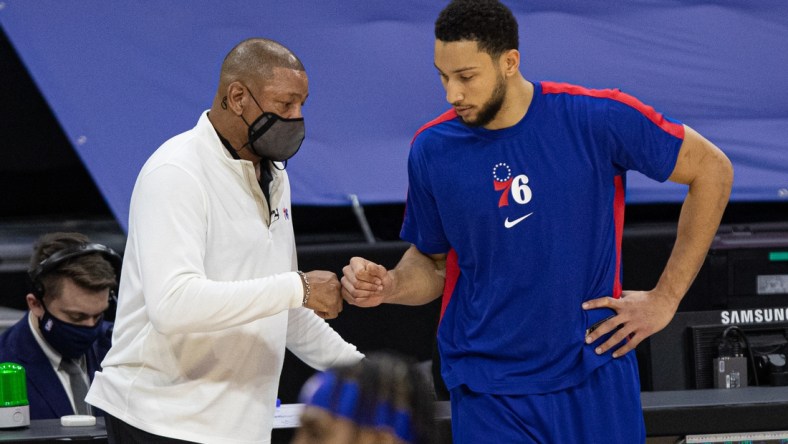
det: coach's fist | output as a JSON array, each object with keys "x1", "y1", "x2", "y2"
[{"x1": 302, "y1": 270, "x2": 343, "y2": 319}]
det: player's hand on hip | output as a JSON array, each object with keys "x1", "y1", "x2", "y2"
[
  {"x1": 303, "y1": 270, "x2": 343, "y2": 319},
  {"x1": 341, "y1": 257, "x2": 390, "y2": 307},
  {"x1": 582, "y1": 289, "x2": 678, "y2": 358}
]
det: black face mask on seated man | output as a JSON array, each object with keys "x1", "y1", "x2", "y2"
[
  {"x1": 39, "y1": 304, "x2": 103, "y2": 360},
  {"x1": 238, "y1": 86, "x2": 305, "y2": 162}
]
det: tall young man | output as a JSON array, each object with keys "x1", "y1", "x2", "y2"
[{"x1": 342, "y1": 1, "x2": 733, "y2": 442}]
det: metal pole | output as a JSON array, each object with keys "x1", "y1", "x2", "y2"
[{"x1": 348, "y1": 194, "x2": 376, "y2": 244}]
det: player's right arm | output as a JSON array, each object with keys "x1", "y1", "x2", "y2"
[{"x1": 341, "y1": 245, "x2": 446, "y2": 307}]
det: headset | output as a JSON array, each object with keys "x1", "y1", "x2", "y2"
[{"x1": 28, "y1": 242, "x2": 123, "y2": 300}]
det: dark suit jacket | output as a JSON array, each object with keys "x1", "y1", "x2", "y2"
[{"x1": 0, "y1": 312, "x2": 112, "y2": 420}]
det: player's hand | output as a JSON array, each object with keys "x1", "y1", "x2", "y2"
[
  {"x1": 303, "y1": 270, "x2": 343, "y2": 319},
  {"x1": 582, "y1": 289, "x2": 679, "y2": 358},
  {"x1": 340, "y1": 257, "x2": 391, "y2": 307}
]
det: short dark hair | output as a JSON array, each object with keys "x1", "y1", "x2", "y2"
[
  {"x1": 28, "y1": 232, "x2": 118, "y2": 300},
  {"x1": 435, "y1": 0, "x2": 519, "y2": 57}
]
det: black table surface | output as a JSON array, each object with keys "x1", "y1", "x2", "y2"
[
  {"x1": 4, "y1": 387, "x2": 788, "y2": 442},
  {"x1": 641, "y1": 386, "x2": 788, "y2": 436},
  {"x1": 0, "y1": 417, "x2": 106, "y2": 442}
]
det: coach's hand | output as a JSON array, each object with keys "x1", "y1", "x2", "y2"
[{"x1": 303, "y1": 270, "x2": 344, "y2": 319}]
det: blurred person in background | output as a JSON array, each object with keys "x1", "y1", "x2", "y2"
[{"x1": 294, "y1": 352, "x2": 436, "y2": 444}]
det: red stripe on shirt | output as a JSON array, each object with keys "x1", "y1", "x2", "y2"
[
  {"x1": 441, "y1": 249, "x2": 459, "y2": 322},
  {"x1": 411, "y1": 109, "x2": 458, "y2": 145},
  {"x1": 541, "y1": 81, "x2": 684, "y2": 139},
  {"x1": 408, "y1": 110, "x2": 460, "y2": 323},
  {"x1": 612, "y1": 175, "x2": 625, "y2": 299}
]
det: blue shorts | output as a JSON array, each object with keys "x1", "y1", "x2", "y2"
[{"x1": 449, "y1": 353, "x2": 645, "y2": 444}]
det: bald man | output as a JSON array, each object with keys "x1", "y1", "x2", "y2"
[{"x1": 86, "y1": 38, "x2": 363, "y2": 444}]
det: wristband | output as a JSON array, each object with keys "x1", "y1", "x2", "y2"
[{"x1": 296, "y1": 270, "x2": 310, "y2": 306}]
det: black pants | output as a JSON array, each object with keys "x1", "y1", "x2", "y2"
[{"x1": 105, "y1": 414, "x2": 197, "y2": 444}]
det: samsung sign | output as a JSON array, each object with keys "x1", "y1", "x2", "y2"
[{"x1": 721, "y1": 307, "x2": 788, "y2": 325}]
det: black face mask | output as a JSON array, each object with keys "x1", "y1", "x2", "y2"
[
  {"x1": 38, "y1": 304, "x2": 103, "y2": 360},
  {"x1": 240, "y1": 86, "x2": 305, "y2": 162}
]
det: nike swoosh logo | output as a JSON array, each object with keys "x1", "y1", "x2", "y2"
[{"x1": 504, "y1": 212, "x2": 534, "y2": 228}]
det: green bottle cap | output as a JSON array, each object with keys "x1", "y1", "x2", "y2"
[{"x1": 0, "y1": 362, "x2": 29, "y2": 407}]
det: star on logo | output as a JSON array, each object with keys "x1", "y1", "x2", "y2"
[{"x1": 492, "y1": 162, "x2": 512, "y2": 183}]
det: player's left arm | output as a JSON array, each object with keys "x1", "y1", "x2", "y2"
[{"x1": 584, "y1": 125, "x2": 733, "y2": 357}]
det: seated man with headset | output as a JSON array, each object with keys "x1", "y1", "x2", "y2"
[{"x1": 0, "y1": 232, "x2": 120, "y2": 420}]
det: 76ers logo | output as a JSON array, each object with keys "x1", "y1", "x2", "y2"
[{"x1": 493, "y1": 162, "x2": 532, "y2": 208}]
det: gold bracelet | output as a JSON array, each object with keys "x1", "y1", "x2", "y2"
[{"x1": 296, "y1": 271, "x2": 310, "y2": 306}]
